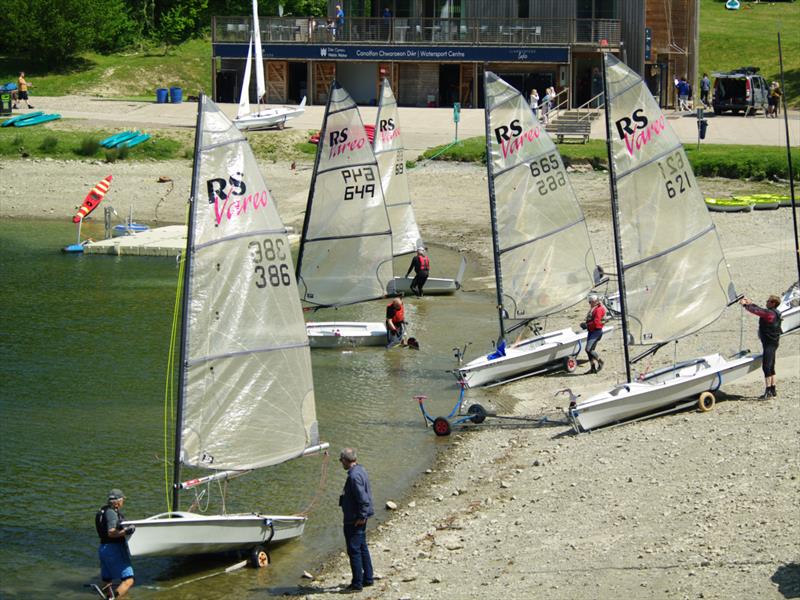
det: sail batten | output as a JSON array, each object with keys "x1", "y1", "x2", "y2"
[
  {"x1": 484, "y1": 72, "x2": 599, "y2": 326},
  {"x1": 374, "y1": 79, "x2": 422, "y2": 257},
  {"x1": 297, "y1": 82, "x2": 394, "y2": 307},
  {"x1": 604, "y1": 53, "x2": 736, "y2": 346},
  {"x1": 180, "y1": 97, "x2": 319, "y2": 473}
]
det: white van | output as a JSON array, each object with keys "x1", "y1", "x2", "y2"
[{"x1": 712, "y1": 67, "x2": 769, "y2": 115}]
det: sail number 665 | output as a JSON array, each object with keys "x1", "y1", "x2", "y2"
[
  {"x1": 529, "y1": 153, "x2": 566, "y2": 195},
  {"x1": 249, "y1": 238, "x2": 291, "y2": 288}
]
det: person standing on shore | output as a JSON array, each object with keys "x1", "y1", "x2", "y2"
[
  {"x1": 700, "y1": 73, "x2": 711, "y2": 107},
  {"x1": 405, "y1": 247, "x2": 430, "y2": 297},
  {"x1": 581, "y1": 294, "x2": 606, "y2": 374},
  {"x1": 14, "y1": 71, "x2": 33, "y2": 109},
  {"x1": 338, "y1": 448, "x2": 374, "y2": 592},
  {"x1": 529, "y1": 88, "x2": 539, "y2": 119},
  {"x1": 93, "y1": 489, "x2": 135, "y2": 598},
  {"x1": 740, "y1": 295, "x2": 782, "y2": 399}
]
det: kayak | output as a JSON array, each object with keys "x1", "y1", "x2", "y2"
[
  {"x1": 1, "y1": 111, "x2": 44, "y2": 127},
  {"x1": 15, "y1": 113, "x2": 61, "y2": 127},
  {"x1": 100, "y1": 131, "x2": 139, "y2": 148},
  {"x1": 704, "y1": 197, "x2": 753, "y2": 213},
  {"x1": 732, "y1": 194, "x2": 781, "y2": 210},
  {"x1": 122, "y1": 133, "x2": 151, "y2": 148}
]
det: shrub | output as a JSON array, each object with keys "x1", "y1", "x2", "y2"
[
  {"x1": 76, "y1": 137, "x2": 100, "y2": 156},
  {"x1": 39, "y1": 136, "x2": 59, "y2": 153}
]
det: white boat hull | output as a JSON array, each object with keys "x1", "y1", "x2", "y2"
[
  {"x1": 306, "y1": 321, "x2": 387, "y2": 348},
  {"x1": 569, "y1": 352, "x2": 762, "y2": 431},
  {"x1": 387, "y1": 276, "x2": 459, "y2": 296},
  {"x1": 124, "y1": 511, "x2": 306, "y2": 558},
  {"x1": 235, "y1": 106, "x2": 304, "y2": 131},
  {"x1": 779, "y1": 285, "x2": 800, "y2": 335},
  {"x1": 457, "y1": 327, "x2": 588, "y2": 388}
]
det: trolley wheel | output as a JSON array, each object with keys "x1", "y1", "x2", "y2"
[
  {"x1": 432, "y1": 417, "x2": 451, "y2": 436},
  {"x1": 467, "y1": 403, "x2": 487, "y2": 424},
  {"x1": 249, "y1": 545, "x2": 271, "y2": 568},
  {"x1": 563, "y1": 356, "x2": 578, "y2": 373},
  {"x1": 698, "y1": 391, "x2": 715, "y2": 413},
  {"x1": 277, "y1": 121, "x2": 286, "y2": 130}
]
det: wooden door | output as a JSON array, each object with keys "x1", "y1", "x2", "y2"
[
  {"x1": 266, "y1": 61, "x2": 287, "y2": 102},
  {"x1": 314, "y1": 62, "x2": 336, "y2": 104}
]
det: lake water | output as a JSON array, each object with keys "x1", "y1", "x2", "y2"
[{"x1": 0, "y1": 219, "x2": 503, "y2": 599}]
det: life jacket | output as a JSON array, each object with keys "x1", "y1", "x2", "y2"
[
  {"x1": 758, "y1": 308, "x2": 782, "y2": 345},
  {"x1": 387, "y1": 302, "x2": 405, "y2": 326},
  {"x1": 418, "y1": 255, "x2": 430, "y2": 272},
  {"x1": 585, "y1": 303, "x2": 605, "y2": 332},
  {"x1": 95, "y1": 505, "x2": 124, "y2": 544}
]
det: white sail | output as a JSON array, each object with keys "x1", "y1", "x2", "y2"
[
  {"x1": 236, "y1": 33, "x2": 253, "y2": 119},
  {"x1": 374, "y1": 79, "x2": 422, "y2": 256},
  {"x1": 484, "y1": 71, "x2": 598, "y2": 325},
  {"x1": 297, "y1": 82, "x2": 394, "y2": 307},
  {"x1": 604, "y1": 53, "x2": 736, "y2": 345},
  {"x1": 252, "y1": 0, "x2": 266, "y2": 103},
  {"x1": 182, "y1": 97, "x2": 319, "y2": 472}
]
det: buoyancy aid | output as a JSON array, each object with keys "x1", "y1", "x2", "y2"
[
  {"x1": 758, "y1": 308, "x2": 782, "y2": 345},
  {"x1": 387, "y1": 303, "x2": 405, "y2": 326},
  {"x1": 418, "y1": 255, "x2": 430, "y2": 272},
  {"x1": 95, "y1": 505, "x2": 125, "y2": 544}
]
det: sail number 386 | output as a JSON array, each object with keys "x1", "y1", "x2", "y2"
[
  {"x1": 249, "y1": 238, "x2": 291, "y2": 288},
  {"x1": 342, "y1": 166, "x2": 376, "y2": 201},
  {"x1": 657, "y1": 151, "x2": 692, "y2": 199},
  {"x1": 529, "y1": 153, "x2": 566, "y2": 195}
]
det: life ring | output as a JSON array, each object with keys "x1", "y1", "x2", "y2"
[{"x1": 698, "y1": 391, "x2": 715, "y2": 412}]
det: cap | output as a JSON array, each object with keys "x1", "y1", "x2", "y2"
[{"x1": 108, "y1": 489, "x2": 125, "y2": 501}]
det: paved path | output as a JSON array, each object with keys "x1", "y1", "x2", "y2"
[{"x1": 19, "y1": 95, "x2": 800, "y2": 153}]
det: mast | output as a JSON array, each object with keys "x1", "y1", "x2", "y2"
[
  {"x1": 778, "y1": 32, "x2": 800, "y2": 283},
  {"x1": 483, "y1": 77, "x2": 506, "y2": 340},
  {"x1": 601, "y1": 53, "x2": 632, "y2": 382},
  {"x1": 172, "y1": 94, "x2": 206, "y2": 511},
  {"x1": 295, "y1": 82, "x2": 336, "y2": 284},
  {"x1": 252, "y1": 0, "x2": 265, "y2": 110}
]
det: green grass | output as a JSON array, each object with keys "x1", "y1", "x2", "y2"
[
  {"x1": 0, "y1": 38, "x2": 212, "y2": 98},
  {"x1": 416, "y1": 136, "x2": 798, "y2": 180},
  {"x1": 699, "y1": 0, "x2": 800, "y2": 105}
]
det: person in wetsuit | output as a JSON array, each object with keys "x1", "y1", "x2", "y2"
[
  {"x1": 741, "y1": 295, "x2": 782, "y2": 399},
  {"x1": 405, "y1": 248, "x2": 430, "y2": 297}
]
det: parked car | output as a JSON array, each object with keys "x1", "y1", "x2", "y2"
[{"x1": 712, "y1": 67, "x2": 769, "y2": 115}]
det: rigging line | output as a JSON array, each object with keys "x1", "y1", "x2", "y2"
[
  {"x1": 295, "y1": 449, "x2": 330, "y2": 517},
  {"x1": 303, "y1": 230, "x2": 391, "y2": 243},
  {"x1": 186, "y1": 340, "x2": 310, "y2": 368},
  {"x1": 498, "y1": 216, "x2": 587, "y2": 256},
  {"x1": 623, "y1": 224, "x2": 715, "y2": 270},
  {"x1": 303, "y1": 293, "x2": 389, "y2": 310},
  {"x1": 313, "y1": 159, "x2": 380, "y2": 178}
]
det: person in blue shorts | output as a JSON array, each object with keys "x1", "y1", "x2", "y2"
[{"x1": 92, "y1": 489, "x2": 135, "y2": 598}]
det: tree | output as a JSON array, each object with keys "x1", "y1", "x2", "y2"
[{"x1": 160, "y1": 0, "x2": 209, "y2": 48}]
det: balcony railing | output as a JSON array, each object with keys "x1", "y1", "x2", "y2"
[{"x1": 214, "y1": 16, "x2": 621, "y2": 46}]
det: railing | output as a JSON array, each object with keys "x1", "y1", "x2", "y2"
[
  {"x1": 214, "y1": 16, "x2": 621, "y2": 46},
  {"x1": 573, "y1": 90, "x2": 605, "y2": 124}
]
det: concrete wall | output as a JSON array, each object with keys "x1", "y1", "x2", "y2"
[
  {"x1": 398, "y1": 63, "x2": 439, "y2": 106},
  {"x1": 337, "y1": 61, "x2": 379, "y2": 104}
]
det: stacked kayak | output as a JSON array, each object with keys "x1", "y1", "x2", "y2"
[
  {"x1": 100, "y1": 130, "x2": 151, "y2": 149},
  {"x1": 1, "y1": 112, "x2": 61, "y2": 127},
  {"x1": 732, "y1": 194, "x2": 782, "y2": 210},
  {"x1": 704, "y1": 197, "x2": 753, "y2": 213}
]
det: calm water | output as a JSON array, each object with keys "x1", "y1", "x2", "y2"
[{"x1": 0, "y1": 219, "x2": 501, "y2": 599}]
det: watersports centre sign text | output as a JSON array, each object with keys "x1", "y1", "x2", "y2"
[{"x1": 215, "y1": 43, "x2": 569, "y2": 63}]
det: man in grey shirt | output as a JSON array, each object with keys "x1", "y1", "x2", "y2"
[{"x1": 338, "y1": 448, "x2": 375, "y2": 592}]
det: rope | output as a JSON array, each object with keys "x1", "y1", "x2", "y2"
[
  {"x1": 163, "y1": 205, "x2": 189, "y2": 513},
  {"x1": 295, "y1": 450, "x2": 331, "y2": 517}
]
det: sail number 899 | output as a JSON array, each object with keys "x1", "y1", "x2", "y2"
[
  {"x1": 249, "y1": 238, "x2": 291, "y2": 288},
  {"x1": 529, "y1": 153, "x2": 566, "y2": 195},
  {"x1": 342, "y1": 166, "x2": 376, "y2": 201}
]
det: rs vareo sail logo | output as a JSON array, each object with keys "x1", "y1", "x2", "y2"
[
  {"x1": 206, "y1": 172, "x2": 269, "y2": 225},
  {"x1": 614, "y1": 108, "x2": 667, "y2": 157},
  {"x1": 493, "y1": 118, "x2": 541, "y2": 159}
]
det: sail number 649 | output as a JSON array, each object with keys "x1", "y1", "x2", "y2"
[
  {"x1": 342, "y1": 166, "x2": 376, "y2": 201},
  {"x1": 249, "y1": 238, "x2": 291, "y2": 288}
]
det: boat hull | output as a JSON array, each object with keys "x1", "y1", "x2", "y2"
[
  {"x1": 124, "y1": 511, "x2": 305, "y2": 557},
  {"x1": 457, "y1": 327, "x2": 588, "y2": 388},
  {"x1": 779, "y1": 285, "x2": 800, "y2": 335},
  {"x1": 570, "y1": 353, "x2": 762, "y2": 431},
  {"x1": 306, "y1": 321, "x2": 387, "y2": 348},
  {"x1": 235, "y1": 107, "x2": 304, "y2": 131},
  {"x1": 386, "y1": 276, "x2": 459, "y2": 296}
]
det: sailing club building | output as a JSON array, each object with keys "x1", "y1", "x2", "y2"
[{"x1": 212, "y1": 0, "x2": 698, "y2": 109}]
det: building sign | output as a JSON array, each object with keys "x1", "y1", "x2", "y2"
[
  {"x1": 645, "y1": 27, "x2": 652, "y2": 61},
  {"x1": 215, "y1": 43, "x2": 569, "y2": 63}
]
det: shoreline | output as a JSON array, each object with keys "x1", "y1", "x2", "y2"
[{"x1": 3, "y1": 155, "x2": 798, "y2": 599}]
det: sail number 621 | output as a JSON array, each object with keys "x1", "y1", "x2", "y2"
[
  {"x1": 657, "y1": 150, "x2": 692, "y2": 199},
  {"x1": 249, "y1": 238, "x2": 291, "y2": 288}
]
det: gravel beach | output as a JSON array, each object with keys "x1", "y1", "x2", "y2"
[{"x1": 2, "y1": 102, "x2": 798, "y2": 598}]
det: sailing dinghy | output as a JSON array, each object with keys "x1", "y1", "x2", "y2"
[
  {"x1": 234, "y1": 0, "x2": 305, "y2": 131},
  {"x1": 125, "y1": 95, "x2": 327, "y2": 561},
  {"x1": 569, "y1": 54, "x2": 761, "y2": 432},
  {"x1": 296, "y1": 81, "x2": 395, "y2": 348},
  {"x1": 373, "y1": 78, "x2": 466, "y2": 296},
  {"x1": 455, "y1": 72, "x2": 605, "y2": 388}
]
